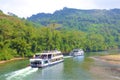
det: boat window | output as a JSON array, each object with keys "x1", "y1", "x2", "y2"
[
  {"x1": 35, "y1": 55, "x2": 40, "y2": 58},
  {"x1": 53, "y1": 54, "x2": 55, "y2": 57},
  {"x1": 44, "y1": 60, "x2": 48, "y2": 64},
  {"x1": 73, "y1": 51, "x2": 78, "y2": 52},
  {"x1": 41, "y1": 55, "x2": 47, "y2": 59},
  {"x1": 48, "y1": 54, "x2": 52, "y2": 59},
  {"x1": 38, "y1": 61, "x2": 41, "y2": 64},
  {"x1": 31, "y1": 61, "x2": 41, "y2": 64}
]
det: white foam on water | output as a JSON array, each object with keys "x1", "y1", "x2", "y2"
[
  {"x1": 21, "y1": 68, "x2": 38, "y2": 77},
  {"x1": 5, "y1": 67, "x2": 31, "y2": 76},
  {"x1": 63, "y1": 56, "x2": 72, "y2": 58},
  {"x1": 5, "y1": 66, "x2": 38, "y2": 80}
]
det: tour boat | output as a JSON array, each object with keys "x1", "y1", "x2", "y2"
[
  {"x1": 30, "y1": 50, "x2": 64, "y2": 68},
  {"x1": 69, "y1": 49, "x2": 84, "y2": 56}
]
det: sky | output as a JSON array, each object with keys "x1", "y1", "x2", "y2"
[{"x1": 0, "y1": 0, "x2": 120, "y2": 18}]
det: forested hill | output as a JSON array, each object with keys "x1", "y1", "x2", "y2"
[
  {"x1": 1, "y1": 8, "x2": 120, "y2": 60},
  {"x1": 28, "y1": 7, "x2": 120, "y2": 31},
  {"x1": 0, "y1": 11, "x2": 39, "y2": 60},
  {"x1": 1, "y1": 10, "x2": 105, "y2": 60},
  {"x1": 27, "y1": 7, "x2": 120, "y2": 51}
]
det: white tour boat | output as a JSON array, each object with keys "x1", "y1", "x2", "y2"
[
  {"x1": 30, "y1": 50, "x2": 64, "y2": 68},
  {"x1": 69, "y1": 49, "x2": 84, "y2": 56}
]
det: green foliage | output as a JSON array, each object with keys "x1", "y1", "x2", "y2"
[
  {"x1": 1, "y1": 8, "x2": 120, "y2": 60},
  {"x1": 0, "y1": 47, "x2": 14, "y2": 60},
  {"x1": 28, "y1": 7, "x2": 120, "y2": 50}
]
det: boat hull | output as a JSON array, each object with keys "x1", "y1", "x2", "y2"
[{"x1": 30, "y1": 59, "x2": 64, "y2": 68}]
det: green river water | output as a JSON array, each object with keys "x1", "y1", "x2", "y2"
[{"x1": 0, "y1": 50, "x2": 120, "y2": 80}]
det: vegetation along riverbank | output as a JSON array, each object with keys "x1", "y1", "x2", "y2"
[{"x1": 0, "y1": 58, "x2": 25, "y2": 64}]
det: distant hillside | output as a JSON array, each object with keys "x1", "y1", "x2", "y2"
[
  {"x1": 28, "y1": 7, "x2": 120, "y2": 31},
  {"x1": 27, "y1": 7, "x2": 120, "y2": 50}
]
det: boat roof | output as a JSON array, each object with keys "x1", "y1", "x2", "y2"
[
  {"x1": 30, "y1": 58, "x2": 42, "y2": 61},
  {"x1": 35, "y1": 50, "x2": 61, "y2": 55}
]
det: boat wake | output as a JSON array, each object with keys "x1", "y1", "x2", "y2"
[
  {"x1": 5, "y1": 66, "x2": 38, "y2": 80},
  {"x1": 63, "y1": 56, "x2": 72, "y2": 59}
]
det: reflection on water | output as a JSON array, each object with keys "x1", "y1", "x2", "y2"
[
  {"x1": 41, "y1": 63, "x2": 64, "y2": 79},
  {"x1": 73, "y1": 56, "x2": 84, "y2": 62},
  {"x1": 85, "y1": 49, "x2": 120, "y2": 57},
  {"x1": 63, "y1": 56, "x2": 93, "y2": 80}
]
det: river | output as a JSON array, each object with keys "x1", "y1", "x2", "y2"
[{"x1": 0, "y1": 50, "x2": 120, "y2": 80}]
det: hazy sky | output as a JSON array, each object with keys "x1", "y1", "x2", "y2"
[{"x1": 0, "y1": 0, "x2": 120, "y2": 18}]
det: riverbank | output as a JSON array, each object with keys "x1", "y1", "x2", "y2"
[
  {"x1": 100, "y1": 55, "x2": 120, "y2": 64},
  {"x1": 90, "y1": 54, "x2": 120, "y2": 80},
  {"x1": 0, "y1": 58, "x2": 25, "y2": 64}
]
